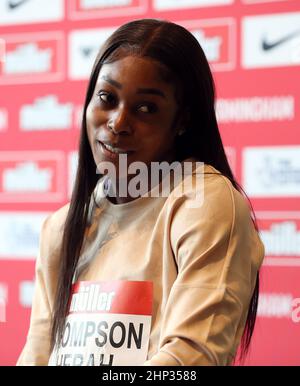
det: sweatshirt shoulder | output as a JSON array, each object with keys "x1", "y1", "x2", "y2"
[
  {"x1": 170, "y1": 163, "x2": 241, "y2": 207},
  {"x1": 169, "y1": 163, "x2": 253, "y2": 230},
  {"x1": 204, "y1": 165, "x2": 250, "y2": 216},
  {"x1": 43, "y1": 202, "x2": 70, "y2": 234},
  {"x1": 44, "y1": 202, "x2": 70, "y2": 230},
  {"x1": 39, "y1": 203, "x2": 70, "y2": 266},
  {"x1": 203, "y1": 165, "x2": 255, "y2": 230},
  {"x1": 169, "y1": 163, "x2": 264, "y2": 269}
]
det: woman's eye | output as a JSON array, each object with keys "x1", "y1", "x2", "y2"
[
  {"x1": 96, "y1": 91, "x2": 114, "y2": 104},
  {"x1": 138, "y1": 103, "x2": 157, "y2": 114}
]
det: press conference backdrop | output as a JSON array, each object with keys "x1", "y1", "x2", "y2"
[{"x1": 0, "y1": 0, "x2": 299, "y2": 366}]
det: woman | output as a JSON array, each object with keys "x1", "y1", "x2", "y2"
[{"x1": 17, "y1": 19, "x2": 264, "y2": 366}]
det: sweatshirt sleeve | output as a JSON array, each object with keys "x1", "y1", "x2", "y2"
[
  {"x1": 143, "y1": 173, "x2": 264, "y2": 366},
  {"x1": 16, "y1": 205, "x2": 66, "y2": 366}
]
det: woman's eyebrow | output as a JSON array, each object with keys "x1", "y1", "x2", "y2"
[
  {"x1": 100, "y1": 75, "x2": 121, "y2": 89},
  {"x1": 136, "y1": 88, "x2": 166, "y2": 99},
  {"x1": 100, "y1": 75, "x2": 166, "y2": 99}
]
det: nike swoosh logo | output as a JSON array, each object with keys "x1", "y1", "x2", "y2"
[
  {"x1": 81, "y1": 47, "x2": 94, "y2": 57},
  {"x1": 262, "y1": 29, "x2": 300, "y2": 51},
  {"x1": 7, "y1": 0, "x2": 29, "y2": 10}
]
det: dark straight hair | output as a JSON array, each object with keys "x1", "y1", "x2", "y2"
[{"x1": 51, "y1": 18, "x2": 260, "y2": 362}]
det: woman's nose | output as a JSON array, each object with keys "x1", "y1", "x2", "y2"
[{"x1": 107, "y1": 107, "x2": 132, "y2": 135}]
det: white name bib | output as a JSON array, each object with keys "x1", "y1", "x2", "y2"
[{"x1": 48, "y1": 280, "x2": 153, "y2": 366}]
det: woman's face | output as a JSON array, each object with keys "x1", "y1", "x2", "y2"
[{"x1": 86, "y1": 55, "x2": 182, "y2": 175}]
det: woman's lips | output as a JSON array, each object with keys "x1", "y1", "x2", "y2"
[{"x1": 97, "y1": 141, "x2": 134, "y2": 160}]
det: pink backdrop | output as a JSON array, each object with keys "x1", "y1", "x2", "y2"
[{"x1": 0, "y1": 0, "x2": 299, "y2": 366}]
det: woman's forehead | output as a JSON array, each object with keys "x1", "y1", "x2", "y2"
[
  {"x1": 102, "y1": 55, "x2": 173, "y2": 77},
  {"x1": 96, "y1": 56, "x2": 177, "y2": 94}
]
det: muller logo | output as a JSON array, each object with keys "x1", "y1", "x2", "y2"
[
  {"x1": 4, "y1": 43, "x2": 52, "y2": 74},
  {"x1": 261, "y1": 221, "x2": 300, "y2": 257},
  {"x1": 257, "y1": 214, "x2": 300, "y2": 267},
  {"x1": 0, "y1": 32, "x2": 64, "y2": 84},
  {"x1": 3, "y1": 162, "x2": 52, "y2": 192},
  {"x1": 182, "y1": 19, "x2": 236, "y2": 71},
  {"x1": 257, "y1": 293, "x2": 295, "y2": 319},
  {"x1": 0, "y1": 151, "x2": 64, "y2": 202},
  {"x1": 20, "y1": 95, "x2": 73, "y2": 131}
]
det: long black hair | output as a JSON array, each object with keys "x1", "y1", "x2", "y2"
[{"x1": 51, "y1": 19, "x2": 260, "y2": 362}]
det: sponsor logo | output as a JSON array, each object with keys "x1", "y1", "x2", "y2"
[
  {"x1": 0, "y1": 32, "x2": 64, "y2": 84},
  {"x1": 261, "y1": 221, "x2": 300, "y2": 257},
  {"x1": 262, "y1": 29, "x2": 300, "y2": 51},
  {"x1": 0, "y1": 0, "x2": 64, "y2": 25},
  {"x1": 69, "y1": 28, "x2": 115, "y2": 80},
  {"x1": 0, "y1": 151, "x2": 65, "y2": 202},
  {"x1": 181, "y1": 19, "x2": 236, "y2": 71},
  {"x1": 0, "y1": 212, "x2": 49, "y2": 259},
  {"x1": 0, "y1": 109, "x2": 8, "y2": 132},
  {"x1": 5, "y1": 43, "x2": 51, "y2": 74},
  {"x1": 7, "y1": 0, "x2": 29, "y2": 10},
  {"x1": 3, "y1": 162, "x2": 52, "y2": 192},
  {"x1": 154, "y1": 0, "x2": 234, "y2": 11},
  {"x1": 20, "y1": 95, "x2": 73, "y2": 131},
  {"x1": 258, "y1": 292, "x2": 294, "y2": 318},
  {"x1": 242, "y1": 12, "x2": 300, "y2": 68},
  {"x1": 19, "y1": 280, "x2": 35, "y2": 307},
  {"x1": 69, "y1": 0, "x2": 147, "y2": 20},
  {"x1": 216, "y1": 96, "x2": 295, "y2": 123},
  {"x1": 69, "y1": 283, "x2": 115, "y2": 313},
  {"x1": 242, "y1": 146, "x2": 300, "y2": 197},
  {"x1": 48, "y1": 281, "x2": 153, "y2": 366},
  {"x1": 257, "y1": 213, "x2": 300, "y2": 267},
  {"x1": 81, "y1": 46, "x2": 94, "y2": 58}
]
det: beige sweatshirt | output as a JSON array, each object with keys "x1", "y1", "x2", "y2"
[{"x1": 17, "y1": 162, "x2": 264, "y2": 366}]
